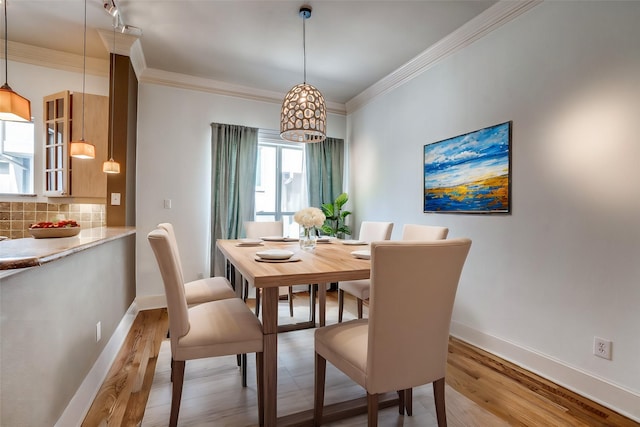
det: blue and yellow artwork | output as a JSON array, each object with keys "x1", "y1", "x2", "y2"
[{"x1": 424, "y1": 121, "x2": 511, "y2": 213}]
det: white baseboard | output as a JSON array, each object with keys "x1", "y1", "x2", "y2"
[
  {"x1": 450, "y1": 321, "x2": 640, "y2": 423},
  {"x1": 55, "y1": 302, "x2": 139, "y2": 427}
]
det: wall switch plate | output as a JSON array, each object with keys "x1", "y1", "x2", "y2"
[
  {"x1": 96, "y1": 321, "x2": 102, "y2": 342},
  {"x1": 164, "y1": 199, "x2": 172, "y2": 209},
  {"x1": 111, "y1": 193, "x2": 121, "y2": 206}
]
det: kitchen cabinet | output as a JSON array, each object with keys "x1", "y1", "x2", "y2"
[{"x1": 43, "y1": 90, "x2": 108, "y2": 198}]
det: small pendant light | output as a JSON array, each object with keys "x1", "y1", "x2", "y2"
[
  {"x1": 70, "y1": 0, "x2": 96, "y2": 159},
  {"x1": 103, "y1": 19, "x2": 120, "y2": 174},
  {"x1": 280, "y1": 6, "x2": 326, "y2": 143},
  {"x1": 0, "y1": 0, "x2": 31, "y2": 122}
]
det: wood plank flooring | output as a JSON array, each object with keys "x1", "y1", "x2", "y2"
[{"x1": 82, "y1": 291, "x2": 639, "y2": 426}]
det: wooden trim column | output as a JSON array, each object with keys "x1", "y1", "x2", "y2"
[{"x1": 106, "y1": 53, "x2": 137, "y2": 226}]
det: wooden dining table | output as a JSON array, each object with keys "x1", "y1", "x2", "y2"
[{"x1": 216, "y1": 239, "x2": 372, "y2": 426}]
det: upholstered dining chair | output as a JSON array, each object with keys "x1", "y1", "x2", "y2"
[
  {"x1": 314, "y1": 239, "x2": 472, "y2": 427},
  {"x1": 401, "y1": 223, "x2": 449, "y2": 241},
  {"x1": 148, "y1": 228, "x2": 264, "y2": 427},
  {"x1": 337, "y1": 221, "x2": 393, "y2": 322},
  {"x1": 243, "y1": 220, "x2": 295, "y2": 317},
  {"x1": 158, "y1": 223, "x2": 236, "y2": 305},
  {"x1": 158, "y1": 223, "x2": 251, "y2": 384}
]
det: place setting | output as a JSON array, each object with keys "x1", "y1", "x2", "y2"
[
  {"x1": 350, "y1": 250, "x2": 371, "y2": 260},
  {"x1": 340, "y1": 239, "x2": 368, "y2": 245},
  {"x1": 260, "y1": 236, "x2": 299, "y2": 242},
  {"x1": 254, "y1": 249, "x2": 301, "y2": 263},
  {"x1": 235, "y1": 238, "x2": 264, "y2": 247}
]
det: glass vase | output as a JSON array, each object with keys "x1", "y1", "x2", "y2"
[{"x1": 299, "y1": 226, "x2": 317, "y2": 251}]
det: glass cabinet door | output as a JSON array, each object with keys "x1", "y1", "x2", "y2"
[{"x1": 43, "y1": 91, "x2": 70, "y2": 196}]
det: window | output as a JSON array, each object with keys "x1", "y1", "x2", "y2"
[
  {"x1": 0, "y1": 120, "x2": 34, "y2": 194},
  {"x1": 254, "y1": 129, "x2": 306, "y2": 237}
]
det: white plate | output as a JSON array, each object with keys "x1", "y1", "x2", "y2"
[
  {"x1": 260, "y1": 236, "x2": 299, "y2": 242},
  {"x1": 351, "y1": 250, "x2": 371, "y2": 260},
  {"x1": 316, "y1": 237, "x2": 332, "y2": 243},
  {"x1": 255, "y1": 249, "x2": 294, "y2": 260},
  {"x1": 341, "y1": 239, "x2": 367, "y2": 245},
  {"x1": 236, "y1": 238, "x2": 263, "y2": 246},
  {"x1": 254, "y1": 255, "x2": 301, "y2": 263}
]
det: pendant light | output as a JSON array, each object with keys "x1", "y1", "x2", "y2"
[
  {"x1": 0, "y1": 0, "x2": 31, "y2": 122},
  {"x1": 280, "y1": 6, "x2": 326, "y2": 143},
  {"x1": 70, "y1": 0, "x2": 96, "y2": 159},
  {"x1": 103, "y1": 19, "x2": 120, "y2": 174}
]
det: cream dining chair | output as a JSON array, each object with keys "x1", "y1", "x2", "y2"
[
  {"x1": 158, "y1": 223, "x2": 236, "y2": 305},
  {"x1": 314, "y1": 239, "x2": 472, "y2": 427},
  {"x1": 148, "y1": 228, "x2": 264, "y2": 427},
  {"x1": 337, "y1": 221, "x2": 393, "y2": 322},
  {"x1": 243, "y1": 220, "x2": 295, "y2": 317}
]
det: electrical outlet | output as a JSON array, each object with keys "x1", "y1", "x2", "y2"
[
  {"x1": 96, "y1": 321, "x2": 102, "y2": 342},
  {"x1": 593, "y1": 336, "x2": 612, "y2": 360}
]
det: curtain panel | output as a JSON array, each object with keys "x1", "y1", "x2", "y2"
[
  {"x1": 210, "y1": 123, "x2": 258, "y2": 276},
  {"x1": 305, "y1": 137, "x2": 345, "y2": 208}
]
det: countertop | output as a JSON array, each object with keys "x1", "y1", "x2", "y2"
[{"x1": 0, "y1": 226, "x2": 136, "y2": 276}]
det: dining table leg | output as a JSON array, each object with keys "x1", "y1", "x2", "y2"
[
  {"x1": 318, "y1": 282, "x2": 327, "y2": 327},
  {"x1": 261, "y1": 286, "x2": 279, "y2": 427}
]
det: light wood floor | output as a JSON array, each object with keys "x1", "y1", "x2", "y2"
[{"x1": 83, "y1": 291, "x2": 639, "y2": 426}]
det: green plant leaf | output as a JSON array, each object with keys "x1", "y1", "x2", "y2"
[{"x1": 335, "y1": 192, "x2": 348, "y2": 209}]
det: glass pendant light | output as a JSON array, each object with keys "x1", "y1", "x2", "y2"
[
  {"x1": 70, "y1": 0, "x2": 96, "y2": 159},
  {"x1": 280, "y1": 6, "x2": 326, "y2": 143},
  {"x1": 103, "y1": 19, "x2": 120, "y2": 174},
  {"x1": 0, "y1": 0, "x2": 31, "y2": 121}
]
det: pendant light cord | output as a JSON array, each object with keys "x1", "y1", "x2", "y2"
[
  {"x1": 302, "y1": 14, "x2": 306, "y2": 84},
  {"x1": 80, "y1": 0, "x2": 87, "y2": 141},
  {"x1": 3, "y1": 0, "x2": 9, "y2": 87},
  {"x1": 109, "y1": 20, "x2": 115, "y2": 161}
]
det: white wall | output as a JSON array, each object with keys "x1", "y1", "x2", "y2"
[
  {"x1": 0, "y1": 60, "x2": 109, "y2": 202},
  {"x1": 135, "y1": 84, "x2": 346, "y2": 305},
  {"x1": 348, "y1": 1, "x2": 640, "y2": 420}
]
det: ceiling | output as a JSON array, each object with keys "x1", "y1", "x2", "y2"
[{"x1": 7, "y1": 0, "x2": 496, "y2": 106}]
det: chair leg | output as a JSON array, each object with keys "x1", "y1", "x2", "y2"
[
  {"x1": 170, "y1": 359, "x2": 185, "y2": 427},
  {"x1": 256, "y1": 352, "x2": 264, "y2": 427},
  {"x1": 397, "y1": 390, "x2": 405, "y2": 415},
  {"x1": 314, "y1": 352, "x2": 327, "y2": 426},
  {"x1": 243, "y1": 278, "x2": 248, "y2": 302},
  {"x1": 357, "y1": 298, "x2": 363, "y2": 319},
  {"x1": 367, "y1": 392, "x2": 379, "y2": 427},
  {"x1": 288, "y1": 286, "x2": 294, "y2": 317},
  {"x1": 242, "y1": 353, "x2": 248, "y2": 387},
  {"x1": 405, "y1": 388, "x2": 413, "y2": 416},
  {"x1": 433, "y1": 377, "x2": 447, "y2": 427},
  {"x1": 338, "y1": 289, "x2": 344, "y2": 323}
]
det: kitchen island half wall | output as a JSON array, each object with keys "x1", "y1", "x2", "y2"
[{"x1": 0, "y1": 227, "x2": 136, "y2": 426}]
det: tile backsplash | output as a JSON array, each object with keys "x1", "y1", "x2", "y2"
[{"x1": 0, "y1": 202, "x2": 106, "y2": 239}]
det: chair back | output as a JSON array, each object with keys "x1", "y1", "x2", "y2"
[
  {"x1": 366, "y1": 239, "x2": 471, "y2": 394},
  {"x1": 358, "y1": 221, "x2": 393, "y2": 242},
  {"x1": 401, "y1": 224, "x2": 449, "y2": 240},
  {"x1": 244, "y1": 220, "x2": 283, "y2": 238},
  {"x1": 158, "y1": 223, "x2": 185, "y2": 283},
  {"x1": 147, "y1": 228, "x2": 191, "y2": 350}
]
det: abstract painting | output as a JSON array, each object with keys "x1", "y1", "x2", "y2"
[{"x1": 424, "y1": 121, "x2": 511, "y2": 213}]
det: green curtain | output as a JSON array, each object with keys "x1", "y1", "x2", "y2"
[
  {"x1": 210, "y1": 123, "x2": 258, "y2": 276},
  {"x1": 306, "y1": 137, "x2": 345, "y2": 208}
]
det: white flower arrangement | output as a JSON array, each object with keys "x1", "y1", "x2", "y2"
[{"x1": 294, "y1": 207, "x2": 326, "y2": 228}]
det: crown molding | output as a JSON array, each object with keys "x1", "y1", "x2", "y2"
[
  {"x1": 96, "y1": 29, "x2": 147, "y2": 80},
  {"x1": 345, "y1": 0, "x2": 543, "y2": 114},
  {"x1": 138, "y1": 67, "x2": 348, "y2": 116},
  {"x1": 3, "y1": 39, "x2": 109, "y2": 76}
]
